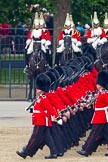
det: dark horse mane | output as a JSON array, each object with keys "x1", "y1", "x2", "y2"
[
  {"x1": 95, "y1": 41, "x2": 108, "y2": 72},
  {"x1": 26, "y1": 41, "x2": 48, "y2": 101}
]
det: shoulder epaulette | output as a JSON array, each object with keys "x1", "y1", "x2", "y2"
[{"x1": 72, "y1": 29, "x2": 80, "y2": 36}]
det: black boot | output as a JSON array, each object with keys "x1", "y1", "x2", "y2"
[
  {"x1": 77, "y1": 150, "x2": 89, "y2": 157},
  {"x1": 23, "y1": 65, "x2": 30, "y2": 73},
  {"x1": 16, "y1": 150, "x2": 27, "y2": 159},
  {"x1": 44, "y1": 154, "x2": 57, "y2": 159},
  {"x1": 24, "y1": 54, "x2": 31, "y2": 73}
]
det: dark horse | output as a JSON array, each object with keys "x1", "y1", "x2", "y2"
[
  {"x1": 26, "y1": 40, "x2": 49, "y2": 101},
  {"x1": 95, "y1": 41, "x2": 108, "y2": 72},
  {"x1": 57, "y1": 34, "x2": 82, "y2": 66}
]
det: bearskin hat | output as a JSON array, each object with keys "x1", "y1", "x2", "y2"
[
  {"x1": 64, "y1": 66, "x2": 74, "y2": 77},
  {"x1": 45, "y1": 71, "x2": 57, "y2": 90},
  {"x1": 48, "y1": 68, "x2": 60, "y2": 80},
  {"x1": 54, "y1": 66, "x2": 66, "y2": 79},
  {"x1": 83, "y1": 56, "x2": 94, "y2": 71},
  {"x1": 81, "y1": 42, "x2": 97, "y2": 61},
  {"x1": 54, "y1": 66, "x2": 67, "y2": 87},
  {"x1": 35, "y1": 73, "x2": 51, "y2": 92},
  {"x1": 75, "y1": 57, "x2": 85, "y2": 68},
  {"x1": 96, "y1": 70, "x2": 108, "y2": 90},
  {"x1": 68, "y1": 63, "x2": 80, "y2": 73},
  {"x1": 48, "y1": 68, "x2": 60, "y2": 89}
]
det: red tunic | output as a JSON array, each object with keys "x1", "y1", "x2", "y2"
[
  {"x1": 86, "y1": 28, "x2": 106, "y2": 40},
  {"x1": 55, "y1": 87, "x2": 72, "y2": 107},
  {"x1": 91, "y1": 90, "x2": 108, "y2": 124},
  {"x1": 42, "y1": 29, "x2": 51, "y2": 41},
  {"x1": 27, "y1": 30, "x2": 32, "y2": 39},
  {"x1": 32, "y1": 94, "x2": 59, "y2": 126},
  {"x1": 58, "y1": 29, "x2": 81, "y2": 42},
  {"x1": 45, "y1": 90, "x2": 66, "y2": 113}
]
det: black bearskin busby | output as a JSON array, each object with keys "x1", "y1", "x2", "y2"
[
  {"x1": 45, "y1": 71, "x2": 57, "y2": 90},
  {"x1": 35, "y1": 73, "x2": 51, "y2": 92},
  {"x1": 96, "y1": 70, "x2": 108, "y2": 90}
]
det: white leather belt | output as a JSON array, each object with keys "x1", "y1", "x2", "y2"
[
  {"x1": 33, "y1": 110, "x2": 47, "y2": 113},
  {"x1": 33, "y1": 110, "x2": 40, "y2": 113},
  {"x1": 95, "y1": 106, "x2": 108, "y2": 122}
]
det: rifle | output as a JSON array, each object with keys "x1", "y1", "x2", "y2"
[{"x1": 25, "y1": 99, "x2": 36, "y2": 112}]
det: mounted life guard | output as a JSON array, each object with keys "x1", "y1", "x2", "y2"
[
  {"x1": 39, "y1": 12, "x2": 52, "y2": 66},
  {"x1": 55, "y1": 13, "x2": 82, "y2": 65},
  {"x1": 86, "y1": 11, "x2": 107, "y2": 49},
  {"x1": 24, "y1": 12, "x2": 51, "y2": 73},
  {"x1": 57, "y1": 13, "x2": 82, "y2": 54},
  {"x1": 103, "y1": 12, "x2": 108, "y2": 39}
]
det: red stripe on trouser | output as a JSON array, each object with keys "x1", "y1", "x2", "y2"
[
  {"x1": 26, "y1": 126, "x2": 40, "y2": 152},
  {"x1": 84, "y1": 125, "x2": 99, "y2": 152}
]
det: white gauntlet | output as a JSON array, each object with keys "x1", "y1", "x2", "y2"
[{"x1": 72, "y1": 38, "x2": 77, "y2": 43}]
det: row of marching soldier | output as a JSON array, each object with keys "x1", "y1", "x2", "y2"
[{"x1": 16, "y1": 39, "x2": 108, "y2": 159}]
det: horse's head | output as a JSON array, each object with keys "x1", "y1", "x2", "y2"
[
  {"x1": 64, "y1": 35, "x2": 71, "y2": 50},
  {"x1": 33, "y1": 41, "x2": 41, "y2": 57}
]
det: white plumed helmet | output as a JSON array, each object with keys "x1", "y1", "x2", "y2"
[
  {"x1": 93, "y1": 11, "x2": 99, "y2": 24},
  {"x1": 70, "y1": 14, "x2": 75, "y2": 27},
  {"x1": 64, "y1": 13, "x2": 71, "y2": 27},
  {"x1": 104, "y1": 12, "x2": 108, "y2": 25},
  {"x1": 39, "y1": 12, "x2": 46, "y2": 26},
  {"x1": 33, "y1": 12, "x2": 39, "y2": 26}
]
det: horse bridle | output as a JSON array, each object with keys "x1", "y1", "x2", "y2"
[{"x1": 33, "y1": 41, "x2": 43, "y2": 69}]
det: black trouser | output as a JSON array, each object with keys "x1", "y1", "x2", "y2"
[
  {"x1": 82, "y1": 123, "x2": 108, "y2": 154},
  {"x1": 24, "y1": 125, "x2": 57, "y2": 157},
  {"x1": 50, "y1": 122, "x2": 64, "y2": 154}
]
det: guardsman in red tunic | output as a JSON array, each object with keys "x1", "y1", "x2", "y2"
[
  {"x1": 86, "y1": 11, "x2": 107, "y2": 49},
  {"x1": 16, "y1": 73, "x2": 62, "y2": 159},
  {"x1": 77, "y1": 70, "x2": 108, "y2": 157}
]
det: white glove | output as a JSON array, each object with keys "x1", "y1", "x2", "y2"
[
  {"x1": 72, "y1": 42, "x2": 81, "y2": 52},
  {"x1": 41, "y1": 44, "x2": 46, "y2": 53},
  {"x1": 57, "y1": 44, "x2": 65, "y2": 53},
  {"x1": 87, "y1": 37, "x2": 97, "y2": 44},
  {"x1": 25, "y1": 39, "x2": 31, "y2": 49},
  {"x1": 41, "y1": 39, "x2": 46, "y2": 53},
  {"x1": 92, "y1": 38, "x2": 100, "y2": 49},
  {"x1": 27, "y1": 41, "x2": 33, "y2": 54},
  {"x1": 56, "y1": 118, "x2": 63, "y2": 125},
  {"x1": 25, "y1": 108, "x2": 33, "y2": 113},
  {"x1": 58, "y1": 39, "x2": 64, "y2": 45},
  {"x1": 45, "y1": 40, "x2": 51, "y2": 49},
  {"x1": 76, "y1": 41, "x2": 81, "y2": 47},
  {"x1": 45, "y1": 40, "x2": 51, "y2": 46},
  {"x1": 99, "y1": 38, "x2": 107, "y2": 44},
  {"x1": 41, "y1": 39, "x2": 46, "y2": 45},
  {"x1": 71, "y1": 38, "x2": 77, "y2": 43}
]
